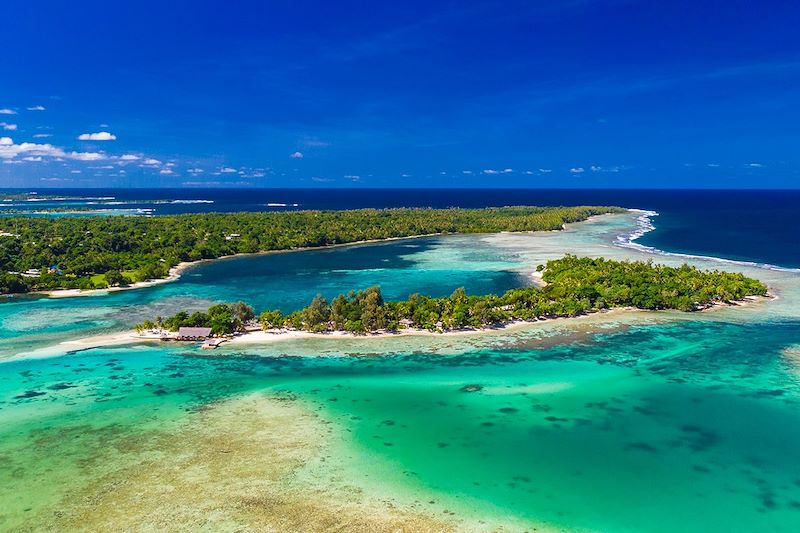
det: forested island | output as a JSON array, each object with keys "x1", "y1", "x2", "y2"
[
  {"x1": 135, "y1": 256, "x2": 768, "y2": 336},
  {"x1": 0, "y1": 206, "x2": 623, "y2": 294}
]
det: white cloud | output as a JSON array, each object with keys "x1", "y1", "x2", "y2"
[
  {"x1": 188, "y1": 168, "x2": 204, "y2": 174},
  {"x1": 0, "y1": 109, "x2": 16, "y2": 115},
  {"x1": 588, "y1": 164, "x2": 625, "y2": 173},
  {"x1": 182, "y1": 180, "x2": 252, "y2": 187},
  {"x1": 27, "y1": 105, "x2": 46, "y2": 111},
  {"x1": 502, "y1": 168, "x2": 513, "y2": 173},
  {"x1": 524, "y1": 170, "x2": 535, "y2": 175},
  {"x1": 0, "y1": 123, "x2": 17, "y2": 131},
  {"x1": 344, "y1": 175, "x2": 361, "y2": 181},
  {"x1": 220, "y1": 166, "x2": 237, "y2": 173},
  {"x1": 707, "y1": 163, "x2": 720, "y2": 168},
  {"x1": 570, "y1": 167, "x2": 585, "y2": 174},
  {"x1": 32, "y1": 133, "x2": 52, "y2": 138},
  {"x1": 538, "y1": 168, "x2": 552, "y2": 173},
  {"x1": 748, "y1": 162, "x2": 763, "y2": 168},
  {"x1": 68, "y1": 151, "x2": 105, "y2": 161},
  {"x1": 302, "y1": 137, "x2": 330, "y2": 148},
  {"x1": 119, "y1": 154, "x2": 140, "y2": 161},
  {"x1": 290, "y1": 151, "x2": 304, "y2": 159},
  {"x1": 23, "y1": 156, "x2": 43, "y2": 162},
  {"x1": 143, "y1": 158, "x2": 162, "y2": 165},
  {"x1": 482, "y1": 169, "x2": 499, "y2": 174},
  {"x1": 0, "y1": 137, "x2": 110, "y2": 161},
  {"x1": 78, "y1": 131, "x2": 117, "y2": 141},
  {"x1": 159, "y1": 169, "x2": 175, "y2": 175},
  {"x1": 0, "y1": 139, "x2": 62, "y2": 159},
  {"x1": 462, "y1": 170, "x2": 473, "y2": 175},
  {"x1": 311, "y1": 176, "x2": 333, "y2": 182}
]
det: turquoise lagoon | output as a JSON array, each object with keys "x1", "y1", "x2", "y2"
[
  {"x1": 2, "y1": 212, "x2": 800, "y2": 531},
  {"x1": 0, "y1": 235, "x2": 526, "y2": 360}
]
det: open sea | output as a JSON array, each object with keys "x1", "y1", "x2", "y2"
[{"x1": 1, "y1": 188, "x2": 800, "y2": 531}]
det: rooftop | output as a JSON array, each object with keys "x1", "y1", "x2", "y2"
[{"x1": 177, "y1": 326, "x2": 213, "y2": 338}]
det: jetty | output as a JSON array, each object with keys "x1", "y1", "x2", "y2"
[{"x1": 201, "y1": 338, "x2": 227, "y2": 349}]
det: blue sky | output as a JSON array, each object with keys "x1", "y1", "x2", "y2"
[{"x1": 2, "y1": 0, "x2": 799, "y2": 188}]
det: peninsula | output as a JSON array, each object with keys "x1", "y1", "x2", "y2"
[
  {"x1": 135, "y1": 255, "x2": 768, "y2": 338},
  {"x1": 0, "y1": 206, "x2": 624, "y2": 294}
]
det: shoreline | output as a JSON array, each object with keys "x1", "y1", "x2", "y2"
[
  {"x1": 41, "y1": 262, "x2": 194, "y2": 298},
  {"x1": 226, "y1": 308, "x2": 638, "y2": 346},
  {"x1": 35, "y1": 232, "x2": 449, "y2": 299},
  {"x1": 29, "y1": 306, "x2": 642, "y2": 358},
  {"x1": 210, "y1": 295, "x2": 771, "y2": 347},
  {"x1": 30, "y1": 212, "x2": 621, "y2": 299},
  {"x1": 32, "y1": 296, "x2": 769, "y2": 358}
]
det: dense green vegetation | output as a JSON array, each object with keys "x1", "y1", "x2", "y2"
[
  {"x1": 0, "y1": 206, "x2": 623, "y2": 293},
  {"x1": 138, "y1": 256, "x2": 767, "y2": 336},
  {"x1": 135, "y1": 301, "x2": 255, "y2": 335}
]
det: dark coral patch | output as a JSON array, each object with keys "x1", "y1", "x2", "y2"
[
  {"x1": 626, "y1": 442, "x2": 658, "y2": 453},
  {"x1": 14, "y1": 390, "x2": 46, "y2": 399},
  {"x1": 47, "y1": 382, "x2": 76, "y2": 391}
]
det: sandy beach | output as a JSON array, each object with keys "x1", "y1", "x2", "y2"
[
  {"x1": 39, "y1": 261, "x2": 196, "y2": 298},
  {"x1": 23, "y1": 306, "x2": 648, "y2": 358},
  {"x1": 18, "y1": 295, "x2": 766, "y2": 359},
  {"x1": 1, "y1": 307, "x2": 641, "y2": 361},
  {"x1": 226, "y1": 310, "x2": 635, "y2": 346}
]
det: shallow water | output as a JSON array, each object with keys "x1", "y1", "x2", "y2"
[
  {"x1": 2, "y1": 212, "x2": 800, "y2": 531},
  {"x1": 0, "y1": 236, "x2": 526, "y2": 360}
]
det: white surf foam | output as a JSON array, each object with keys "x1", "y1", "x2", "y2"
[{"x1": 615, "y1": 209, "x2": 800, "y2": 273}]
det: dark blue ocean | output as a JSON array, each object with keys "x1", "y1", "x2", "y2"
[{"x1": 2, "y1": 188, "x2": 799, "y2": 268}]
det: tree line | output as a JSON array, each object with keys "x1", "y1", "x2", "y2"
[
  {"x1": 136, "y1": 256, "x2": 768, "y2": 336},
  {"x1": 0, "y1": 206, "x2": 624, "y2": 293},
  {"x1": 135, "y1": 301, "x2": 255, "y2": 336}
]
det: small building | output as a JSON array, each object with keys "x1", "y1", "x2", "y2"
[
  {"x1": 177, "y1": 326, "x2": 213, "y2": 340},
  {"x1": 399, "y1": 318, "x2": 414, "y2": 328}
]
